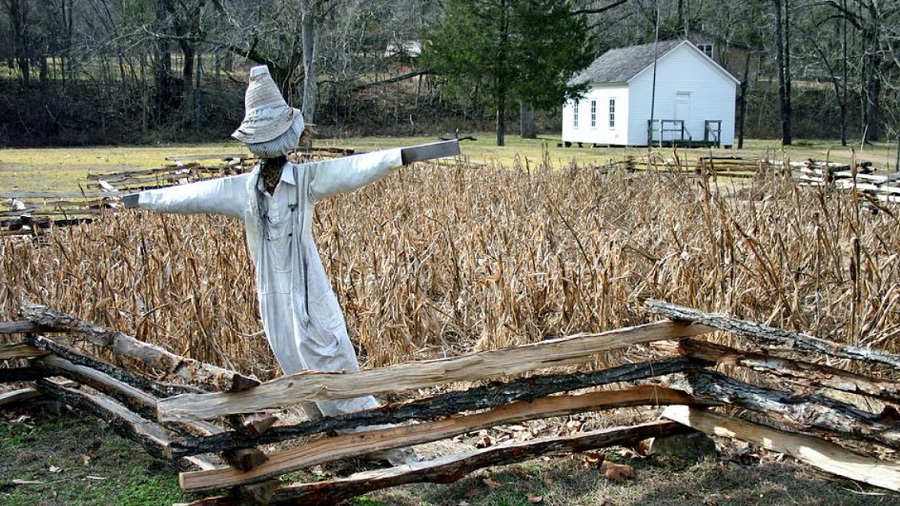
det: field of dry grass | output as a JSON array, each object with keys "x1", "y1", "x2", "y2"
[
  {"x1": 2, "y1": 153, "x2": 899, "y2": 382},
  {"x1": 3, "y1": 143, "x2": 900, "y2": 505}
]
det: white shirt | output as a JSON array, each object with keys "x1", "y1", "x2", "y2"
[{"x1": 137, "y1": 148, "x2": 404, "y2": 416}]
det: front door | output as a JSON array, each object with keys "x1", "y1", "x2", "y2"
[{"x1": 674, "y1": 92, "x2": 690, "y2": 140}]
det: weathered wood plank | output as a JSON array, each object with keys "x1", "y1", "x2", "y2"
[
  {"x1": 159, "y1": 320, "x2": 711, "y2": 422},
  {"x1": 35, "y1": 379, "x2": 172, "y2": 459},
  {"x1": 0, "y1": 366, "x2": 46, "y2": 382},
  {"x1": 672, "y1": 370, "x2": 900, "y2": 449},
  {"x1": 0, "y1": 322, "x2": 47, "y2": 334},
  {"x1": 0, "y1": 387, "x2": 41, "y2": 407},
  {"x1": 675, "y1": 338, "x2": 900, "y2": 403},
  {"x1": 28, "y1": 335, "x2": 204, "y2": 398},
  {"x1": 179, "y1": 386, "x2": 705, "y2": 492},
  {"x1": 645, "y1": 299, "x2": 900, "y2": 369},
  {"x1": 0, "y1": 191, "x2": 119, "y2": 199},
  {"x1": 35, "y1": 354, "x2": 160, "y2": 420},
  {"x1": 31, "y1": 348, "x2": 267, "y2": 469},
  {"x1": 181, "y1": 420, "x2": 692, "y2": 505},
  {"x1": 169, "y1": 357, "x2": 700, "y2": 457},
  {"x1": 663, "y1": 405, "x2": 900, "y2": 492},
  {"x1": 21, "y1": 303, "x2": 259, "y2": 393},
  {"x1": 0, "y1": 342, "x2": 48, "y2": 360}
]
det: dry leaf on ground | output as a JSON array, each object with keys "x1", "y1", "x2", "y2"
[
  {"x1": 600, "y1": 460, "x2": 636, "y2": 482},
  {"x1": 483, "y1": 477, "x2": 501, "y2": 490}
]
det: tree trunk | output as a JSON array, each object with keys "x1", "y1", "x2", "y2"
[
  {"x1": 861, "y1": 25, "x2": 880, "y2": 143},
  {"x1": 773, "y1": 0, "x2": 791, "y2": 145},
  {"x1": 300, "y1": 0, "x2": 320, "y2": 123},
  {"x1": 520, "y1": 101, "x2": 536, "y2": 138},
  {"x1": 495, "y1": 0, "x2": 509, "y2": 147},
  {"x1": 7, "y1": 0, "x2": 31, "y2": 86}
]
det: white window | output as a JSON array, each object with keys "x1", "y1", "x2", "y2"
[
  {"x1": 573, "y1": 102, "x2": 579, "y2": 128},
  {"x1": 590, "y1": 100, "x2": 597, "y2": 128},
  {"x1": 608, "y1": 98, "x2": 616, "y2": 129},
  {"x1": 697, "y1": 44, "x2": 713, "y2": 59}
]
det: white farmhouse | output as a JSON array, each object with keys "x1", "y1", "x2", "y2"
[{"x1": 562, "y1": 40, "x2": 739, "y2": 148}]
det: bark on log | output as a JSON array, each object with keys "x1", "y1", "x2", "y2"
[
  {"x1": 0, "y1": 387, "x2": 41, "y2": 407},
  {"x1": 159, "y1": 320, "x2": 710, "y2": 422},
  {"x1": 21, "y1": 302, "x2": 258, "y2": 392},
  {"x1": 645, "y1": 299, "x2": 900, "y2": 369},
  {"x1": 34, "y1": 378, "x2": 172, "y2": 459},
  {"x1": 169, "y1": 357, "x2": 699, "y2": 457},
  {"x1": 35, "y1": 354, "x2": 160, "y2": 420},
  {"x1": 179, "y1": 387, "x2": 706, "y2": 493},
  {"x1": 676, "y1": 338, "x2": 900, "y2": 404},
  {"x1": 0, "y1": 342, "x2": 48, "y2": 360},
  {"x1": 33, "y1": 351, "x2": 269, "y2": 469},
  {"x1": 0, "y1": 321, "x2": 51, "y2": 334},
  {"x1": 663, "y1": 405, "x2": 900, "y2": 492},
  {"x1": 181, "y1": 420, "x2": 692, "y2": 506},
  {"x1": 33, "y1": 379, "x2": 234, "y2": 472},
  {"x1": 29, "y1": 335, "x2": 204, "y2": 398},
  {"x1": 0, "y1": 366, "x2": 46, "y2": 382},
  {"x1": 673, "y1": 370, "x2": 900, "y2": 449}
]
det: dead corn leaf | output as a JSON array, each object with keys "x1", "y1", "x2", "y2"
[
  {"x1": 600, "y1": 461, "x2": 636, "y2": 482},
  {"x1": 527, "y1": 494, "x2": 544, "y2": 503},
  {"x1": 48, "y1": 466, "x2": 62, "y2": 474}
]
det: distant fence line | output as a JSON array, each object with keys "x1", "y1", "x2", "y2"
[{"x1": 3, "y1": 150, "x2": 899, "y2": 236}]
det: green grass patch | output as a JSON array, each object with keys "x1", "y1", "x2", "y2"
[{"x1": 0, "y1": 406, "x2": 189, "y2": 506}]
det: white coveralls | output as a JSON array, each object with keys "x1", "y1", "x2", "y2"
[{"x1": 137, "y1": 148, "x2": 404, "y2": 417}]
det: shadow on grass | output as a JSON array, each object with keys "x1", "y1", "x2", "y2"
[
  {"x1": 3, "y1": 401, "x2": 899, "y2": 506},
  {"x1": 373, "y1": 449, "x2": 900, "y2": 506}
]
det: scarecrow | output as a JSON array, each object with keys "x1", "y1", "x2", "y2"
[{"x1": 124, "y1": 66, "x2": 458, "y2": 462}]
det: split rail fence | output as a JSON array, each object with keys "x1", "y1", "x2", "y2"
[
  {"x1": 2, "y1": 300, "x2": 899, "y2": 505},
  {"x1": 0, "y1": 147, "x2": 358, "y2": 236},
  {"x1": 791, "y1": 159, "x2": 900, "y2": 204}
]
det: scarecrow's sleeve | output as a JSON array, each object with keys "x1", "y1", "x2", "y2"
[
  {"x1": 308, "y1": 148, "x2": 404, "y2": 200},
  {"x1": 133, "y1": 173, "x2": 251, "y2": 218}
]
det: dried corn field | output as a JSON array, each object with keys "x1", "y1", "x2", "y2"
[{"x1": 2, "y1": 160, "x2": 900, "y2": 381}]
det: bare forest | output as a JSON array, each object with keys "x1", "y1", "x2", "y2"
[{"x1": 0, "y1": 0, "x2": 898, "y2": 148}]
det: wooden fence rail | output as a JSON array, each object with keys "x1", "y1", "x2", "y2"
[{"x1": 3, "y1": 301, "x2": 900, "y2": 504}]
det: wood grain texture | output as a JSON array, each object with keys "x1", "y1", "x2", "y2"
[
  {"x1": 673, "y1": 370, "x2": 900, "y2": 449},
  {"x1": 180, "y1": 420, "x2": 692, "y2": 505},
  {"x1": 663, "y1": 405, "x2": 900, "y2": 492},
  {"x1": 179, "y1": 386, "x2": 702, "y2": 493},
  {"x1": 646, "y1": 299, "x2": 900, "y2": 368},
  {"x1": 676, "y1": 338, "x2": 900, "y2": 403},
  {"x1": 21, "y1": 302, "x2": 258, "y2": 392},
  {"x1": 159, "y1": 320, "x2": 711, "y2": 422},
  {"x1": 169, "y1": 357, "x2": 699, "y2": 457}
]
